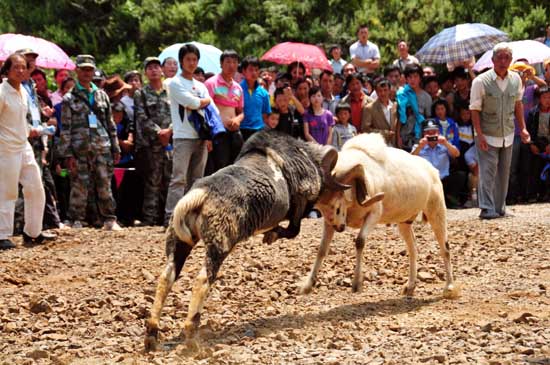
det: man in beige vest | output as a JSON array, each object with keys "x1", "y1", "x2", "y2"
[
  {"x1": 470, "y1": 43, "x2": 530, "y2": 219},
  {"x1": 362, "y1": 77, "x2": 397, "y2": 146}
]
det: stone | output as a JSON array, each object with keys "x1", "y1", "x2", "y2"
[{"x1": 29, "y1": 297, "x2": 52, "y2": 314}]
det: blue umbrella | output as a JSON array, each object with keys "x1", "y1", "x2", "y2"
[
  {"x1": 416, "y1": 23, "x2": 508, "y2": 64},
  {"x1": 158, "y1": 41, "x2": 222, "y2": 74}
]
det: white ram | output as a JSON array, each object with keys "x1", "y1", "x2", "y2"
[{"x1": 300, "y1": 133, "x2": 459, "y2": 299}]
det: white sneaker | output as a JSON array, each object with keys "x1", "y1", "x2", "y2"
[
  {"x1": 72, "y1": 221, "x2": 83, "y2": 229},
  {"x1": 103, "y1": 220, "x2": 122, "y2": 231}
]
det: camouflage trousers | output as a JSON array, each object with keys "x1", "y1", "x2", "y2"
[
  {"x1": 69, "y1": 151, "x2": 116, "y2": 222},
  {"x1": 136, "y1": 148, "x2": 172, "y2": 225}
]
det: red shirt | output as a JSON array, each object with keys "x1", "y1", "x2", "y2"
[{"x1": 350, "y1": 93, "x2": 363, "y2": 131}]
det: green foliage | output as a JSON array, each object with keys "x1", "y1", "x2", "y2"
[
  {"x1": 1, "y1": 0, "x2": 549, "y2": 72},
  {"x1": 99, "y1": 43, "x2": 140, "y2": 76}
]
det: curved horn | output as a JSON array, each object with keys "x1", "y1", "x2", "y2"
[{"x1": 320, "y1": 146, "x2": 351, "y2": 191}]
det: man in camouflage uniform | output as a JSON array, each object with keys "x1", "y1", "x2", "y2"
[
  {"x1": 57, "y1": 55, "x2": 122, "y2": 230},
  {"x1": 134, "y1": 57, "x2": 173, "y2": 226}
]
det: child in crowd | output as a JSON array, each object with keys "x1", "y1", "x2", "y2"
[
  {"x1": 432, "y1": 99, "x2": 460, "y2": 149},
  {"x1": 303, "y1": 86, "x2": 334, "y2": 219},
  {"x1": 266, "y1": 110, "x2": 279, "y2": 130},
  {"x1": 332, "y1": 103, "x2": 356, "y2": 150},
  {"x1": 303, "y1": 86, "x2": 334, "y2": 145}
]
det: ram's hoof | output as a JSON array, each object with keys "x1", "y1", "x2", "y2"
[
  {"x1": 298, "y1": 279, "x2": 314, "y2": 295},
  {"x1": 144, "y1": 335, "x2": 159, "y2": 352},
  {"x1": 442, "y1": 283, "x2": 461, "y2": 299},
  {"x1": 262, "y1": 231, "x2": 278, "y2": 244},
  {"x1": 401, "y1": 283, "x2": 416, "y2": 297}
]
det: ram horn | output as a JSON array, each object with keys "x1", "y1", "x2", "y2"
[
  {"x1": 320, "y1": 146, "x2": 351, "y2": 191},
  {"x1": 338, "y1": 164, "x2": 384, "y2": 206}
]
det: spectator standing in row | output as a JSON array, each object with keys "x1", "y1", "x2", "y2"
[
  {"x1": 470, "y1": 43, "x2": 530, "y2": 220},
  {"x1": 51, "y1": 69, "x2": 70, "y2": 106},
  {"x1": 396, "y1": 64, "x2": 432, "y2": 151},
  {"x1": 134, "y1": 57, "x2": 173, "y2": 226},
  {"x1": 121, "y1": 70, "x2": 142, "y2": 122},
  {"x1": 329, "y1": 45, "x2": 347, "y2": 74},
  {"x1": 205, "y1": 49, "x2": 245, "y2": 170},
  {"x1": 363, "y1": 78, "x2": 398, "y2": 146},
  {"x1": 0, "y1": 53, "x2": 56, "y2": 250},
  {"x1": 349, "y1": 24, "x2": 380, "y2": 75},
  {"x1": 526, "y1": 86, "x2": 550, "y2": 201},
  {"x1": 332, "y1": 102, "x2": 356, "y2": 150},
  {"x1": 392, "y1": 40, "x2": 419, "y2": 73},
  {"x1": 303, "y1": 86, "x2": 334, "y2": 145},
  {"x1": 58, "y1": 55, "x2": 122, "y2": 230},
  {"x1": 271, "y1": 86, "x2": 305, "y2": 138},
  {"x1": 320, "y1": 70, "x2": 336, "y2": 111},
  {"x1": 164, "y1": 44, "x2": 214, "y2": 225},
  {"x1": 240, "y1": 56, "x2": 271, "y2": 141},
  {"x1": 340, "y1": 73, "x2": 373, "y2": 132}
]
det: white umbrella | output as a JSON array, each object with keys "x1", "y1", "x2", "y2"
[{"x1": 473, "y1": 40, "x2": 550, "y2": 71}]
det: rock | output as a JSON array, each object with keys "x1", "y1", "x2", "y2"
[
  {"x1": 141, "y1": 269, "x2": 155, "y2": 282},
  {"x1": 27, "y1": 349, "x2": 49, "y2": 360},
  {"x1": 517, "y1": 347, "x2": 535, "y2": 355},
  {"x1": 29, "y1": 297, "x2": 52, "y2": 314},
  {"x1": 513, "y1": 312, "x2": 535, "y2": 323},
  {"x1": 418, "y1": 271, "x2": 435, "y2": 282},
  {"x1": 433, "y1": 354, "x2": 446, "y2": 363},
  {"x1": 480, "y1": 322, "x2": 493, "y2": 332}
]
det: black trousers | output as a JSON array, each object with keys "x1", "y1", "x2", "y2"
[{"x1": 442, "y1": 171, "x2": 468, "y2": 208}]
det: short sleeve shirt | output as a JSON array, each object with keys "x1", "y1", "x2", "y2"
[
  {"x1": 416, "y1": 144, "x2": 451, "y2": 179},
  {"x1": 240, "y1": 79, "x2": 271, "y2": 130},
  {"x1": 304, "y1": 109, "x2": 335, "y2": 145},
  {"x1": 205, "y1": 74, "x2": 244, "y2": 109},
  {"x1": 349, "y1": 41, "x2": 380, "y2": 72}
]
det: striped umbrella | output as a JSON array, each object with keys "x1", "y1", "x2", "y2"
[{"x1": 416, "y1": 23, "x2": 508, "y2": 64}]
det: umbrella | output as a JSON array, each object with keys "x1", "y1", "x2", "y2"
[
  {"x1": 473, "y1": 40, "x2": 550, "y2": 71},
  {"x1": 261, "y1": 42, "x2": 332, "y2": 71},
  {"x1": 0, "y1": 33, "x2": 75, "y2": 70},
  {"x1": 158, "y1": 42, "x2": 222, "y2": 74},
  {"x1": 416, "y1": 23, "x2": 508, "y2": 64}
]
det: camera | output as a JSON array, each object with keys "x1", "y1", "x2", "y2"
[{"x1": 427, "y1": 135, "x2": 438, "y2": 142}]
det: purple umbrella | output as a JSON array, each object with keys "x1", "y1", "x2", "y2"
[{"x1": 0, "y1": 33, "x2": 75, "y2": 70}]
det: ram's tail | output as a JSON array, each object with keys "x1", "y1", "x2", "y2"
[{"x1": 172, "y1": 188, "x2": 208, "y2": 244}]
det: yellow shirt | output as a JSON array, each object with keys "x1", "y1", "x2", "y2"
[{"x1": 0, "y1": 80, "x2": 29, "y2": 152}]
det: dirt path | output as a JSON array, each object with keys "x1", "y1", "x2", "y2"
[{"x1": 1, "y1": 204, "x2": 549, "y2": 364}]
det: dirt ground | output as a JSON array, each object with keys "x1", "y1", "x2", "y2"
[{"x1": 1, "y1": 204, "x2": 549, "y2": 365}]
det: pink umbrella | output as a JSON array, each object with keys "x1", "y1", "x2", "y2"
[
  {"x1": 0, "y1": 33, "x2": 75, "y2": 70},
  {"x1": 473, "y1": 40, "x2": 550, "y2": 71},
  {"x1": 261, "y1": 42, "x2": 332, "y2": 72}
]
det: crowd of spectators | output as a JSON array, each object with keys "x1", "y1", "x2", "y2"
[{"x1": 1, "y1": 23, "x2": 550, "y2": 249}]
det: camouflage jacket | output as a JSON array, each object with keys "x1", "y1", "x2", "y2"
[
  {"x1": 133, "y1": 84, "x2": 171, "y2": 149},
  {"x1": 57, "y1": 83, "x2": 120, "y2": 158}
]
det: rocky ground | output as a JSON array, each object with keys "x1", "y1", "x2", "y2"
[{"x1": 1, "y1": 204, "x2": 549, "y2": 365}]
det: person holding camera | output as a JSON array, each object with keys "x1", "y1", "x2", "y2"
[{"x1": 412, "y1": 119, "x2": 467, "y2": 208}]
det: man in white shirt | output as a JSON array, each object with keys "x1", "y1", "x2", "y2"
[
  {"x1": 392, "y1": 40, "x2": 420, "y2": 72},
  {"x1": 349, "y1": 24, "x2": 380, "y2": 74},
  {"x1": 470, "y1": 43, "x2": 531, "y2": 219},
  {"x1": 164, "y1": 44, "x2": 216, "y2": 226},
  {"x1": 0, "y1": 53, "x2": 55, "y2": 249},
  {"x1": 328, "y1": 45, "x2": 347, "y2": 75}
]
